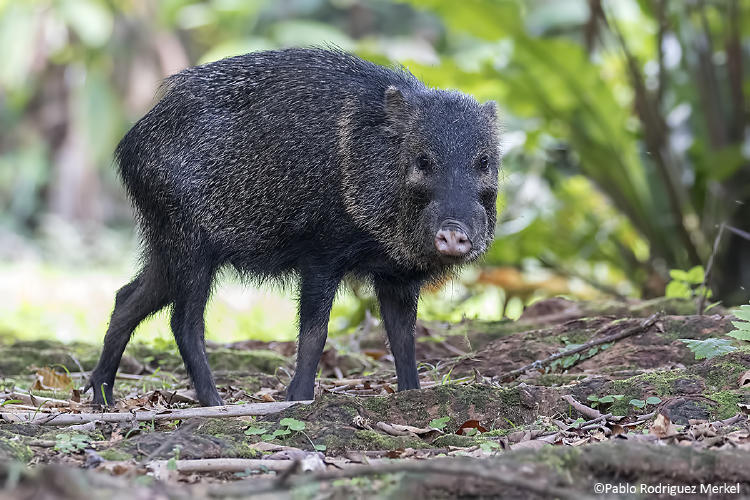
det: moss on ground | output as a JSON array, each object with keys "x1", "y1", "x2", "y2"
[
  {"x1": 431, "y1": 433, "x2": 483, "y2": 447},
  {"x1": 0, "y1": 429, "x2": 32, "y2": 462},
  {"x1": 97, "y1": 449, "x2": 133, "y2": 461},
  {"x1": 704, "y1": 391, "x2": 743, "y2": 420},
  {"x1": 207, "y1": 349, "x2": 288, "y2": 374},
  {"x1": 345, "y1": 430, "x2": 428, "y2": 450},
  {"x1": 0, "y1": 341, "x2": 101, "y2": 376}
]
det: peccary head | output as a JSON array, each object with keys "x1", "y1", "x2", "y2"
[{"x1": 384, "y1": 86, "x2": 500, "y2": 269}]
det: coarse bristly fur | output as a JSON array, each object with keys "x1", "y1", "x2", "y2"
[{"x1": 86, "y1": 48, "x2": 501, "y2": 406}]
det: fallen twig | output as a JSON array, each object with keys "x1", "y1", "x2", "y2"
[
  {"x1": 497, "y1": 313, "x2": 660, "y2": 381},
  {"x1": 66, "y1": 371, "x2": 173, "y2": 381},
  {"x1": 148, "y1": 458, "x2": 300, "y2": 474},
  {"x1": 713, "y1": 413, "x2": 745, "y2": 427},
  {"x1": 0, "y1": 400, "x2": 312, "y2": 425},
  {"x1": 2, "y1": 391, "x2": 72, "y2": 408},
  {"x1": 562, "y1": 395, "x2": 602, "y2": 420},
  {"x1": 579, "y1": 413, "x2": 612, "y2": 431},
  {"x1": 207, "y1": 458, "x2": 590, "y2": 499},
  {"x1": 622, "y1": 411, "x2": 657, "y2": 427}
]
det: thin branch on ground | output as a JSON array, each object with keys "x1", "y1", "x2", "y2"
[
  {"x1": 562, "y1": 395, "x2": 602, "y2": 420},
  {"x1": 0, "y1": 400, "x2": 312, "y2": 425},
  {"x1": 496, "y1": 314, "x2": 660, "y2": 382},
  {"x1": 206, "y1": 458, "x2": 590, "y2": 500}
]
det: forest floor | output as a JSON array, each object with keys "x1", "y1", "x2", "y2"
[{"x1": 1, "y1": 297, "x2": 749, "y2": 499}]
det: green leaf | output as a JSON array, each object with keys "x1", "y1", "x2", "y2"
[
  {"x1": 630, "y1": 399, "x2": 646, "y2": 409},
  {"x1": 598, "y1": 395, "x2": 615, "y2": 404},
  {"x1": 685, "y1": 266, "x2": 705, "y2": 284},
  {"x1": 665, "y1": 280, "x2": 691, "y2": 299},
  {"x1": 679, "y1": 338, "x2": 737, "y2": 360},
  {"x1": 732, "y1": 305, "x2": 750, "y2": 322},
  {"x1": 645, "y1": 396, "x2": 662, "y2": 405},
  {"x1": 587, "y1": 394, "x2": 599, "y2": 402},
  {"x1": 668, "y1": 269, "x2": 689, "y2": 282},
  {"x1": 314, "y1": 444, "x2": 327, "y2": 451},
  {"x1": 272, "y1": 428, "x2": 291, "y2": 437},
  {"x1": 479, "y1": 441, "x2": 502, "y2": 452},
  {"x1": 261, "y1": 434, "x2": 273, "y2": 441},
  {"x1": 244, "y1": 426, "x2": 268, "y2": 435},
  {"x1": 562, "y1": 353, "x2": 580, "y2": 368},
  {"x1": 279, "y1": 418, "x2": 306, "y2": 431},
  {"x1": 704, "y1": 301, "x2": 722, "y2": 313},
  {"x1": 429, "y1": 416, "x2": 450, "y2": 430},
  {"x1": 54, "y1": 433, "x2": 90, "y2": 454},
  {"x1": 1, "y1": 399, "x2": 22, "y2": 406},
  {"x1": 728, "y1": 329, "x2": 750, "y2": 341},
  {"x1": 167, "y1": 457, "x2": 177, "y2": 471}
]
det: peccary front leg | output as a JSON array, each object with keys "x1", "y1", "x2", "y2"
[
  {"x1": 375, "y1": 280, "x2": 421, "y2": 391},
  {"x1": 170, "y1": 263, "x2": 223, "y2": 407},
  {"x1": 286, "y1": 271, "x2": 341, "y2": 401}
]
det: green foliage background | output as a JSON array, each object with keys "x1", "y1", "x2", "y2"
[{"x1": 0, "y1": 0, "x2": 748, "y2": 342}]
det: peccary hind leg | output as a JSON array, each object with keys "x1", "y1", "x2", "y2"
[
  {"x1": 170, "y1": 262, "x2": 223, "y2": 407},
  {"x1": 375, "y1": 280, "x2": 421, "y2": 391},
  {"x1": 88, "y1": 264, "x2": 169, "y2": 405},
  {"x1": 286, "y1": 271, "x2": 341, "y2": 401}
]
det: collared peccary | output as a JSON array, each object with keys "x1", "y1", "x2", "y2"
[{"x1": 86, "y1": 48, "x2": 500, "y2": 406}]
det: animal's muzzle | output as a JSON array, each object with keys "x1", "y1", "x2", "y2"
[{"x1": 434, "y1": 220, "x2": 472, "y2": 257}]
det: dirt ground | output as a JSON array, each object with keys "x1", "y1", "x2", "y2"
[{"x1": 1, "y1": 297, "x2": 749, "y2": 499}]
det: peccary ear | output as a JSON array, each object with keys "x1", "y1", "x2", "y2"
[
  {"x1": 480, "y1": 100, "x2": 498, "y2": 124},
  {"x1": 384, "y1": 86, "x2": 410, "y2": 134}
]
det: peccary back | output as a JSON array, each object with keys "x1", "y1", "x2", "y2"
[{"x1": 88, "y1": 48, "x2": 501, "y2": 406}]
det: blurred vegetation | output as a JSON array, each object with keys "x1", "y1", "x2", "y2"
[{"x1": 0, "y1": 0, "x2": 748, "y2": 342}]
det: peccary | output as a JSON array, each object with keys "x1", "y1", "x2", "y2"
[{"x1": 86, "y1": 48, "x2": 500, "y2": 406}]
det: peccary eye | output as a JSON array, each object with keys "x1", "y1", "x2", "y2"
[
  {"x1": 477, "y1": 155, "x2": 491, "y2": 172},
  {"x1": 415, "y1": 154, "x2": 432, "y2": 173}
]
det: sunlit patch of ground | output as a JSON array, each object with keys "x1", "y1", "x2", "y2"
[{"x1": 1, "y1": 260, "x2": 531, "y2": 345}]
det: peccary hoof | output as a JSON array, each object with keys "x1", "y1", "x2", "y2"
[{"x1": 88, "y1": 381, "x2": 114, "y2": 407}]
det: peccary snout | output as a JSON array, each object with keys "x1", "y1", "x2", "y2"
[{"x1": 434, "y1": 221, "x2": 472, "y2": 257}]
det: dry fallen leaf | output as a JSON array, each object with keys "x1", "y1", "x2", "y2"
[
  {"x1": 610, "y1": 424, "x2": 625, "y2": 437},
  {"x1": 565, "y1": 437, "x2": 590, "y2": 447},
  {"x1": 650, "y1": 413, "x2": 678, "y2": 438},
  {"x1": 375, "y1": 421, "x2": 437, "y2": 437},
  {"x1": 690, "y1": 422, "x2": 717, "y2": 439},
  {"x1": 97, "y1": 461, "x2": 138, "y2": 476},
  {"x1": 157, "y1": 389, "x2": 198, "y2": 404},
  {"x1": 31, "y1": 367, "x2": 72, "y2": 391},
  {"x1": 738, "y1": 370, "x2": 750, "y2": 388},
  {"x1": 363, "y1": 349, "x2": 387, "y2": 360},
  {"x1": 506, "y1": 430, "x2": 530, "y2": 444},
  {"x1": 456, "y1": 419, "x2": 488, "y2": 436}
]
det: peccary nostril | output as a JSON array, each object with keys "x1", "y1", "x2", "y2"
[{"x1": 435, "y1": 228, "x2": 472, "y2": 257}]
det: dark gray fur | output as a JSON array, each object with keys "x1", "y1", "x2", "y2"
[{"x1": 87, "y1": 48, "x2": 501, "y2": 405}]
